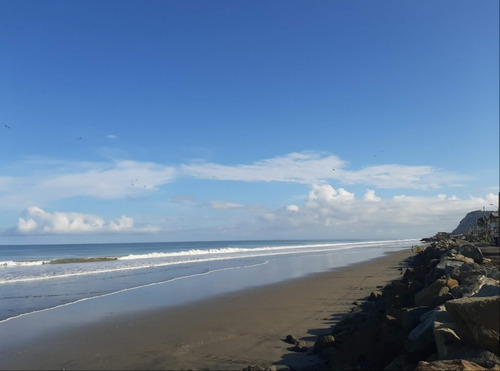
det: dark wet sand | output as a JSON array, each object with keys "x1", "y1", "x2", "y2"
[{"x1": 1, "y1": 249, "x2": 414, "y2": 370}]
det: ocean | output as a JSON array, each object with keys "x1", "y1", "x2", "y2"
[{"x1": 0, "y1": 238, "x2": 420, "y2": 327}]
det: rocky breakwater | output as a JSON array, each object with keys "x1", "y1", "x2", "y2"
[{"x1": 313, "y1": 239, "x2": 500, "y2": 371}]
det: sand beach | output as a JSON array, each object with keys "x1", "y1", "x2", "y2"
[{"x1": 0, "y1": 249, "x2": 413, "y2": 370}]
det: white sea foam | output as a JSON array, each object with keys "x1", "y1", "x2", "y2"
[
  {"x1": 0, "y1": 260, "x2": 50, "y2": 267},
  {"x1": 0, "y1": 239, "x2": 420, "y2": 285}
]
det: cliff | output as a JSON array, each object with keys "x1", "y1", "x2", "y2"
[{"x1": 452, "y1": 210, "x2": 494, "y2": 235}]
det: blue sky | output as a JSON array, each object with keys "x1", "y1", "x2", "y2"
[{"x1": 0, "y1": 0, "x2": 498, "y2": 244}]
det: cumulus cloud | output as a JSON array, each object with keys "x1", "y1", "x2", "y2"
[
  {"x1": 364, "y1": 189, "x2": 381, "y2": 202},
  {"x1": 15, "y1": 207, "x2": 159, "y2": 235},
  {"x1": 252, "y1": 185, "x2": 498, "y2": 238}
]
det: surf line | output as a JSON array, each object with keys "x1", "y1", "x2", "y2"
[{"x1": 0, "y1": 260, "x2": 270, "y2": 324}]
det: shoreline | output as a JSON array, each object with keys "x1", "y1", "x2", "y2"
[{"x1": 1, "y1": 248, "x2": 414, "y2": 370}]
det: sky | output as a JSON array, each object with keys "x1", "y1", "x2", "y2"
[{"x1": 0, "y1": 0, "x2": 498, "y2": 244}]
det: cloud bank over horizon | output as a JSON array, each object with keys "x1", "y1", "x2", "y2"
[
  {"x1": 0, "y1": 151, "x2": 495, "y2": 240},
  {"x1": 14, "y1": 206, "x2": 158, "y2": 235}
]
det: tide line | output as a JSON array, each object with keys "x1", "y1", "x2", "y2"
[{"x1": 0, "y1": 260, "x2": 270, "y2": 324}]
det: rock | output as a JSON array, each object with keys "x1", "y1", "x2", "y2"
[
  {"x1": 406, "y1": 305, "x2": 452, "y2": 353},
  {"x1": 452, "y1": 262, "x2": 487, "y2": 281},
  {"x1": 284, "y1": 334, "x2": 298, "y2": 344},
  {"x1": 314, "y1": 335, "x2": 335, "y2": 352},
  {"x1": 485, "y1": 266, "x2": 500, "y2": 280},
  {"x1": 400, "y1": 306, "x2": 431, "y2": 332},
  {"x1": 384, "y1": 314, "x2": 399, "y2": 327},
  {"x1": 414, "y1": 279, "x2": 453, "y2": 308},
  {"x1": 456, "y1": 244, "x2": 484, "y2": 264},
  {"x1": 285, "y1": 334, "x2": 308, "y2": 353},
  {"x1": 415, "y1": 359, "x2": 489, "y2": 370},
  {"x1": 382, "y1": 281, "x2": 419, "y2": 307},
  {"x1": 370, "y1": 290, "x2": 383, "y2": 300},
  {"x1": 242, "y1": 366, "x2": 277, "y2": 371},
  {"x1": 442, "y1": 253, "x2": 475, "y2": 264},
  {"x1": 453, "y1": 274, "x2": 488, "y2": 298},
  {"x1": 433, "y1": 321, "x2": 463, "y2": 358},
  {"x1": 445, "y1": 347, "x2": 500, "y2": 369},
  {"x1": 445, "y1": 296, "x2": 500, "y2": 355},
  {"x1": 445, "y1": 278, "x2": 459, "y2": 289},
  {"x1": 383, "y1": 354, "x2": 414, "y2": 371},
  {"x1": 435, "y1": 259, "x2": 464, "y2": 276},
  {"x1": 472, "y1": 278, "x2": 500, "y2": 297},
  {"x1": 290, "y1": 340, "x2": 307, "y2": 353}
]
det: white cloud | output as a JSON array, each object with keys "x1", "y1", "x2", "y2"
[
  {"x1": 182, "y1": 152, "x2": 464, "y2": 190},
  {"x1": 208, "y1": 201, "x2": 244, "y2": 210},
  {"x1": 338, "y1": 164, "x2": 461, "y2": 189},
  {"x1": 364, "y1": 189, "x2": 381, "y2": 202},
  {"x1": 39, "y1": 160, "x2": 177, "y2": 199},
  {"x1": 182, "y1": 151, "x2": 345, "y2": 184},
  {"x1": 107, "y1": 134, "x2": 117, "y2": 139},
  {"x1": 249, "y1": 186, "x2": 497, "y2": 238},
  {"x1": 15, "y1": 207, "x2": 159, "y2": 235},
  {"x1": 0, "y1": 160, "x2": 177, "y2": 210},
  {"x1": 0, "y1": 152, "x2": 467, "y2": 214}
]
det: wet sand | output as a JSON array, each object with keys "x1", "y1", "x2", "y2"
[{"x1": 1, "y1": 249, "x2": 413, "y2": 370}]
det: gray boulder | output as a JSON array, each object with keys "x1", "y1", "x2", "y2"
[
  {"x1": 433, "y1": 321, "x2": 463, "y2": 359},
  {"x1": 400, "y1": 306, "x2": 433, "y2": 332},
  {"x1": 290, "y1": 339, "x2": 307, "y2": 353},
  {"x1": 406, "y1": 305, "x2": 452, "y2": 353},
  {"x1": 414, "y1": 279, "x2": 454, "y2": 308},
  {"x1": 450, "y1": 262, "x2": 487, "y2": 281},
  {"x1": 456, "y1": 244, "x2": 484, "y2": 264},
  {"x1": 472, "y1": 278, "x2": 500, "y2": 297},
  {"x1": 435, "y1": 259, "x2": 464, "y2": 276},
  {"x1": 451, "y1": 274, "x2": 488, "y2": 298},
  {"x1": 445, "y1": 296, "x2": 500, "y2": 355}
]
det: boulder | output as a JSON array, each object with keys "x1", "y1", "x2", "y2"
[
  {"x1": 444, "y1": 278, "x2": 459, "y2": 289},
  {"x1": 290, "y1": 339, "x2": 307, "y2": 353},
  {"x1": 433, "y1": 321, "x2": 463, "y2": 358},
  {"x1": 314, "y1": 334, "x2": 336, "y2": 357},
  {"x1": 383, "y1": 354, "x2": 415, "y2": 371},
  {"x1": 445, "y1": 296, "x2": 500, "y2": 355},
  {"x1": 456, "y1": 244, "x2": 484, "y2": 264},
  {"x1": 452, "y1": 274, "x2": 488, "y2": 298},
  {"x1": 284, "y1": 334, "x2": 298, "y2": 345},
  {"x1": 444, "y1": 347, "x2": 500, "y2": 369},
  {"x1": 484, "y1": 266, "x2": 500, "y2": 280},
  {"x1": 451, "y1": 262, "x2": 487, "y2": 281},
  {"x1": 400, "y1": 306, "x2": 432, "y2": 332},
  {"x1": 472, "y1": 278, "x2": 500, "y2": 297},
  {"x1": 406, "y1": 305, "x2": 452, "y2": 353},
  {"x1": 242, "y1": 366, "x2": 277, "y2": 371},
  {"x1": 435, "y1": 259, "x2": 464, "y2": 276},
  {"x1": 415, "y1": 359, "x2": 489, "y2": 370},
  {"x1": 443, "y1": 253, "x2": 475, "y2": 264},
  {"x1": 414, "y1": 279, "x2": 454, "y2": 308}
]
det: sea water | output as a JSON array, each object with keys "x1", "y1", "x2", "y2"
[
  {"x1": 0, "y1": 239, "x2": 420, "y2": 322},
  {"x1": 0, "y1": 239, "x2": 420, "y2": 351}
]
